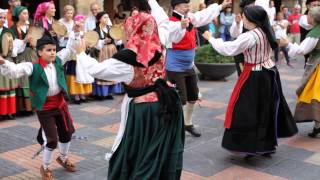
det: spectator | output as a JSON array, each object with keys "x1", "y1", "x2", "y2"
[
  {"x1": 113, "y1": 3, "x2": 126, "y2": 25},
  {"x1": 273, "y1": 12, "x2": 291, "y2": 66},
  {"x1": 288, "y1": 4, "x2": 302, "y2": 44},
  {"x1": 84, "y1": 2, "x2": 101, "y2": 32},
  {"x1": 268, "y1": 0, "x2": 276, "y2": 25},
  {"x1": 219, "y1": 7, "x2": 234, "y2": 41},
  {"x1": 281, "y1": 5, "x2": 291, "y2": 20}
]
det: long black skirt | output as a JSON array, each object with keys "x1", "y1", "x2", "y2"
[{"x1": 222, "y1": 67, "x2": 298, "y2": 154}]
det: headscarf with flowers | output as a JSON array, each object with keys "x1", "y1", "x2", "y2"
[{"x1": 124, "y1": 12, "x2": 162, "y2": 68}]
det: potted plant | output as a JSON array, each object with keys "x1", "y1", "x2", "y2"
[{"x1": 195, "y1": 44, "x2": 236, "y2": 80}]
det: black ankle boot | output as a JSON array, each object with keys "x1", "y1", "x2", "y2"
[
  {"x1": 308, "y1": 127, "x2": 320, "y2": 138},
  {"x1": 185, "y1": 125, "x2": 201, "y2": 137}
]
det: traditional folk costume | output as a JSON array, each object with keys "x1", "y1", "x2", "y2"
[
  {"x1": 0, "y1": 13, "x2": 18, "y2": 119},
  {"x1": 65, "y1": 15, "x2": 93, "y2": 104},
  {"x1": 299, "y1": 0, "x2": 318, "y2": 68},
  {"x1": 11, "y1": 6, "x2": 38, "y2": 115},
  {"x1": 0, "y1": 33, "x2": 76, "y2": 180},
  {"x1": 58, "y1": 18, "x2": 74, "y2": 48},
  {"x1": 230, "y1": 0, "x2": 270, "y2": 76},
  {"x1": 92, "y1": 12, "x2": 123, "y2": 99},
  {"x1": 77, "y1": 0, "x2": 185, "y2": 179},
  {"x1": 207, "y1": 6, "x2": 297, "y2": 156},
  {"x1": 166, "y1": 0, "x2": 223, "y2": 137},
  {"x1": 288, "y1": 22, "x2": 320, "y2": 137}
]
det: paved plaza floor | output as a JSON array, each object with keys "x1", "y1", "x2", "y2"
[{"x1": 1, "y1": 58, "x2": 320, "y2": 180}]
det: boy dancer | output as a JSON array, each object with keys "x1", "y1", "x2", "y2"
[{"x1": 0, "y1": 32, "x2": 76, "y2": 180}]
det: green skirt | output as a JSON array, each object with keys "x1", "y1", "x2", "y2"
[{"x1": 108, "y1": 101, "x2": 185, "y2": 180}]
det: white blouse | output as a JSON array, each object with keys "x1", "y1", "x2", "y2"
[
  {"x1": 229, "y1": 0, "x2": 270, "y2": 38},
  {"x1": 288, "y1": 37, "x2": 319, "y2": 58}
]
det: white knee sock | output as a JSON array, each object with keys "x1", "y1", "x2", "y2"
[
  {"x1": 58, "y1": 142, "x2": 70, "y2": 163},
  {"x1": 43, "y1": 147, "x2": 54, "y2": 169},
  {"x1": 183, "y1": 103, "x2": 195, "y2": 126}
]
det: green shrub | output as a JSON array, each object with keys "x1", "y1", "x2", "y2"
[{"x1": 195, "y1": 44, "x2": 234, "y2": 63}]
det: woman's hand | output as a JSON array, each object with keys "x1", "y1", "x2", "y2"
[
  {"x1": 0, "y1": 56, "x2": 5, "y2": 65},
  {"x1": 221, "y1": 0, "x2": 232, "y2": 10},
  {"x1": 202, "y1": 31, "x2": 213, "y2": 41}
]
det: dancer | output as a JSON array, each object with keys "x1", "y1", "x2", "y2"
[
  {"x1": 0, "y1": 32, "x2": 76, "y2": 180},
  {"x1": 280, "y1": 6, "x2": 320, "y2": 138},
  {"x1": 203, "y1": 5, "x2": 298, "y2": 158},
  {"x1": 75, "y1": 0, "x2": 186, "y2": 178},
  {"x1": 166, "y1": 0, "x2": 232, "y2": 137},
  {"x1": 230, "y1": 0, "x2": 270, "y2": 76}
]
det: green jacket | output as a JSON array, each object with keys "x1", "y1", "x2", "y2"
[{"x1": 29, "y1": 57, "x2": 68, "y2": 110}]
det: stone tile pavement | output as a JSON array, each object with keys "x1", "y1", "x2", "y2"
[{"x1": 1, "y1": 58, "x2": 320, "y2": 180}]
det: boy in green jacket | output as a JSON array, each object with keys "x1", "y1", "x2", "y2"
[{"x1": 0, "y1": 32, "x2": 76, "y2": 180}]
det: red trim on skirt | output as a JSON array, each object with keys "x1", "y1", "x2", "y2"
[
  {"x1": 0, "y1": 96, "x2": 16, "y2": 115},
  {"x1": 224, "y1": 63, "x2": 255, "y2": 129}
]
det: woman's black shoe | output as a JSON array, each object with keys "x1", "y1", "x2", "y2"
[
  {"x1": 308, "y1": 127, "x2": 320, "y2": 138},
  {"x1": 105, "y1": 95, "x2": 114, "y2": 100},
  {"x1": 74, "y1": 100, "x2": 81, "y2": 105},
  {"x1": 244, "y1": 154, "x2": 254, "y2": 160},
  {"x1": 80, "y1": 99, "x2": 88, "y2": 103},
  {"x1": 261, "y1": 153, "x2": 273, "y2": 158}
]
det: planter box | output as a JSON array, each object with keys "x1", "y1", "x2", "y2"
[{"x1": 195, "y1": 63, "x2": 236, "y2": 80}]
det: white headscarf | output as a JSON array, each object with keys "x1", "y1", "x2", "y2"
[{"x1": 0, "y1": 9, "x2": 8, "y2": 28}]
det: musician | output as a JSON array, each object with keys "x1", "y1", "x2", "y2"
[
  {"x1": 11, "y1": 6, "x2": 38, "y2": 116},
  {"x1": 34, "y1": 1, "x2": 57, "y2": 38},
  {"x1": 58, "y1": 5, "x2": 75, "y2": 48},
  {"x1": 65, "y1": 15, "x2": 93, "y2": 104},
  {"x1": 0, "y1": 32, "x2": 76, "y2": 180},
  {"x1": 166, "y1": 0, "x2": 232, "y2": 137},
  {"x1": 7, "y1": 0, "x2": 21, "y2": 28},
  {"x1": 93, "y1": 11, "x2": 123, "y2": 100},
  {"x1": 0, "y1": 9, "x2": 18, "y2": 120}
]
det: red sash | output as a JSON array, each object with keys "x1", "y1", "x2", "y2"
[{"x1": 42, "y1": 93, "x2": 73, "y2": 131}]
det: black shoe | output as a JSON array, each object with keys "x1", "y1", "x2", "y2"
[
  {"x1": 7, "y1": 114, "x2": 15, "y2": 120},
  {"x1": 185, "y1": 125, "x2": 201, "y2": 137},
  {"x1": 74, "y1": 100, "x2": 81, "y2": 105},
  {"x1": 244, "y1": 154, "x2": 254, "y2": 160},
  {"x1": 308, "y1": 127, "x2": 320, "y2": 138},
  {"x1": 261, "y1": 153, "x2": 273, "y2": 158},
  {"x1": 80, "y1": 99, "x2": 88, "y2": 103},
  {"x1": 105, "y1": 95, "x2": 114, "y2": 100}
]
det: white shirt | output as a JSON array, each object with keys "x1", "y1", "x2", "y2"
[
  {"x1": 165, "y1": 2, "x2": 222, "y2": 48},
  {"x1": 208, "y1": 28, "x2": 274, "y2": 70},
  {"x1": 288, "y1": 37, "x2": 319, "y2": 58},
  {"x1": 0, "y1": 48, "x2": 73, "y2": 96},
  {"x1": 84, "y1": 15, "x2": 96, "y2": 32},
  {"x1": 268, "y1": 7, "x2": 276, "y2": 25},
  {"x1": 273, "y1": 20, "x2": 289, "y2": 39},
  {"x1": 299, "y1": 15, "x2": 313, "y2": 30},
  {"x1": 0, "y1": 27, "x2": 3, "y2": 34}
]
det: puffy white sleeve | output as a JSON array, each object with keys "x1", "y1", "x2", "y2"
[
  {"x1": 12, "y1": 39, "x2": 27, "y2": 57},
  {"x1": 208, "y1": 32, "x2": 256, "y2": 56},
  {"x1": 148, "y1": 0, "x2": 186, "y2": 45},
  {"x1": 230, "y1": 20, "x2": 243, "y2": 38},
  {"x1": 189, "y1": 3, "x2": 222, "y2": 27},
  {"x1": 299, "y1": 15, "x2": 313, "y2": 30},
  {"x1": 288, "y1": 37, "x2": 319, "y2": 57},
  {"x1": 0, "y1": 60, "x2": 33, "y2": 79},
  {"x1": 57, "y1": 48, "x2": 74, "y2": 65},
  {"x1": 76, "y1": 52, "x2": 134, "y2": 84}
]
